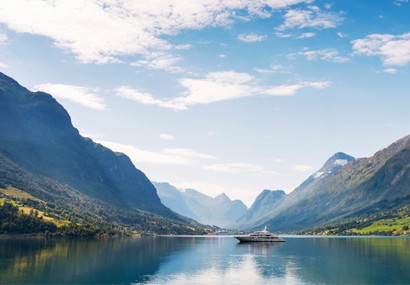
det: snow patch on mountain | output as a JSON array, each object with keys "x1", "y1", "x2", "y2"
[
  {"x1": 313, "y1": 171, "x2": 324, "y2": 178},
  {"x1": 334, "y1": 159, "x2": 348, "y2": 166}
]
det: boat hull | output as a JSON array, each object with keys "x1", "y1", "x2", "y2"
[{"x1": 234, "y1": 236, "x2": 285, "y2": 242}]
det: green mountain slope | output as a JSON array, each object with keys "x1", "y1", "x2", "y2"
[
  {"x1": 234, "y1": 189, "x2": 285, "y2": 227},
  {"x1": 235, "y1": 152, "x2": 354, "y2": 229},
  {"x1": 264, "y1": 135, "x2": 410, "y2": 232},
  {"x1": 0, "y1": 72, "x2": 205, "y2": 234}
]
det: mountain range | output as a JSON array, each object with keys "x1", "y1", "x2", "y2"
[
  {"x1": 0, "y1": 72, "x2": 205, "y2": 234},
  {"x1": 235, "y1": 138, "x2": 410, "y2": 232},
  {"x1": 1, "y1": 71, "x2": 409, "y2": 235},
  {"x1": 235, "y1": 152, "x2": 355, "y2": 229},
  {"x1": 154, "y1": 182, "x2": 247, "y2": 228}
]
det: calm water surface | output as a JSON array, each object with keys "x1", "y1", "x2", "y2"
[{"x1": 0, "y1": 236, "x2": 409, "y2": 284}]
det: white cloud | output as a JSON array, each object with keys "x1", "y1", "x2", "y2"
[
  {"x1": 337, "y1": 32, "x2": 347, "y2": 38},
  {"x1": 237, "y1": 33, "x2": 267, "y2": 43},
  {"x1": 34, "y1": 83, "x2": 106, "y2": 110},
  {"x1": 352, "y1": 33, "x2": 410, "y2": 66},
  {"x1": 394, "y1": 0, "x2": 408, "y2": 6},
  {"x1": 115, "y1": 86, "x2": 179, "y2": 109},
  {"x1": 97, "y1": 140, "x2": 215, "y2": 166},
  {"x1": 219, "y1": 54, "x2": 227, "y2": 58},
  {"x1": 117, "y1": 71, "x2": 330, "y2": 110},
  {"x1": 203, "y1": 162, "x2": 266, "y2": 174},
  {"x1": 255, "y1": 64, "x2": 292, "y2": 74},
  {"x1": 160, "y1": 134, "x2": 175, "y2": 141},
  {"x1": 0, "y1": 30, "x2": 7, "y2": 44},
  {"x1": 162, "y1": 148, "x2": 216, "y2": 160},
  {"x1": 0, "y1": 0, "x2": 308, "y2": 68},
  {"x1": 261, "y1": 81, "x2": 330, "y2": 96},
  {"x1": 383, "y1": 68, "x2": 398, "y2": 74},
  {"x1": 297, "y1": 32, "x2": 316, "y2": 39},
  {"x1": 131, "y1": 52, "x2": 183, "y2": 73},
  {"x1": 293, "y1": 164, "x2": 313, "y2": 172},
  {"x1": 324, "y1": 3, "x2": 333, "y2": 9},
  {"x1": 0, "y1": 62, "x2": 8, "y2": 68},
  {"x1": 278, "y1": 6, "x2": 344, "y2": 31},
  {"x1": 174, "y1": 44, "x2": 193, "y2": 50},
  {"x1": 275, "y1": 32, "x2": 294, "y2": 38},
  {"x1": 288, "y1": 49, "x2": 350, "y2": 63}
]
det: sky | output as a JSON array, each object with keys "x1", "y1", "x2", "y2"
[{"x1": 0, "y1": 0, "x2": 409, "y2": 207}]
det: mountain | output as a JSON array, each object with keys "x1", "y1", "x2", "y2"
[
  {"x1": 235, "y1": 152, "x2": 355, "y2": 229},
  {"x1": 0, "y1": 72, "x2": 204, "y2": 234},
  {"x1": 234, "y1": 189, "x2": 285, "y2": 227},
  {"x1": 153, "y1": 182, "x2": 198, "y2": 220},
  {"x1": 263, "y1": 136, "x2": 410, "y2": 232},
  {"x1": 154, "y1": 182, "x2": 247, "y2": 228},
  {"x1": 293, "y1": 152, "x2": 355, "y2": 195}
]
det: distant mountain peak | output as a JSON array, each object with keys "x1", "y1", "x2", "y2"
[
  {"x1": 312, "y1": 152, "x2": 355, "y2": 180},
  {"x1": 258, "y1": 189, "x2": 286, "y2": 199},
  {"x1": 155, "y1": 182, "x2": 247, "y2": 228},
  {"x1": 215, "y1": 192, "x2": 230, "y2": 202}
]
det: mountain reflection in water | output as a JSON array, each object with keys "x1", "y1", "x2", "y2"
[{"x1": 0, "y1": 236, "x2": 409, "y2": 284}]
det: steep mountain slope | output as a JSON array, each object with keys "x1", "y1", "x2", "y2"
[
  {"x1": 154, "y1": 182, "x2": 247, "y2": 228},
  {"x1": 0, "y1": 72, "x2": 203, "y2": 234},
  {"x1": 235, "y1": 152, "x2": 355, "y2": 229},
  {"x1": 235, "y1": 189, "x2": 285, "y2": 227},
  {"x1": 292, "y1": 152, "x2": 355, "y2": 196},
  {"x1": 264, "y1": 135, "x2": 410, "y2": 232},
  {"x1": 153, "y1": 182, "x2": 198, "y2": 220}
]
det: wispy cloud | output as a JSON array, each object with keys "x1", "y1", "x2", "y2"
[
  {"x1": 278, "y1": 6, "x2": 344, "y2": 31},
  {"x1": 297, "y1": 32, "x2": 316, "y2": 39},
  {"x1": 383, "y1": 68, "x2": 398, "y2": 74},
  {"x1": 160, "y1": 134, "x2": 175, "y2": 141},
  {"x1": 288, "y1": 48, "x2": 350, "y2": 63},
  {"x1": 352, "y1": 33, "x2": 410, "y2": 66},
  {"x1": 293, "y1": 164, "x2": 313, "y2": 172},
  {"x1": 261, "y1": 81, "x2": 330, "y2": 96},
  {"x1": 394, "y1": 0, "x2": 408, "y2": 6},
  {"x1": 204, "y1": 163, "x2": 262, "y2": 174},
  {"x1": 130, "y1": 52, "x2": 184, "y2": 73},
  {"x1": 162, "y1": 148, "x2": 216, "y2": 160},
  {"x1": 97, "y1": 140, "x2": 215, "y2": 166},
  {"x1": 255, "y1": 64, "x2": 292, "y2": 74},
  {"x1": 116, "y1": 71, "x2": 330, "y2": 110},
  {"x1": 34, "y1": 83, "x2": 106, "y2": 110},
  {"x1": 0, "y1": 30, "x2": 7, "y2": 44},
  {"x1": 0, "y1": 0, "x2": 308, "y2": 70},
  {"x1": 237, "y1": 33, "x2": 267, "y2": 43},
  {"x1": 337, "y1": 32, "x2": 347, "y2": 38},
  {"x1": 275, "y1": 32, "x2": 293, "y2": 38},
  {"x1": 203, "y1": 162, "x2": 279, "y2": 176}
]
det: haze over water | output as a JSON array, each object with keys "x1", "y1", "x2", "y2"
[{"x1": 1, "y1": 236, "x2": 409, "y2": 284}]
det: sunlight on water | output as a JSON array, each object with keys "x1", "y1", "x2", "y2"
[
  {"x1": 0, "y1": 236, "x2": 409, "y2": 284},
  {"x1": 141, "y1": 254, "x2": 308, "y2": 285}
]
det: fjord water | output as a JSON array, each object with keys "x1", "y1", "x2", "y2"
[{"x1": 0, "y1": 236, "x2": 409, "y2": 284}]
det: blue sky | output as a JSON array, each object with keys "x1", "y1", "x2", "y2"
[{"x1": 0, "y1": 0, "x2": 409, "y2": 206}]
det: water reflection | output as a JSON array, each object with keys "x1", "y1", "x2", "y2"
[{"x1": 0, "y1": 236, "x2": 409, "y2": 284}]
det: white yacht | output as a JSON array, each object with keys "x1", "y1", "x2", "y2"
[{"x1": 234, "y1": 227, "x2": 285, "y2": 242}]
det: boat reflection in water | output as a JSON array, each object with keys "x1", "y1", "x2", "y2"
[{"x1": 234, "y1": 227, "x2": 285, "y2": 243}]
